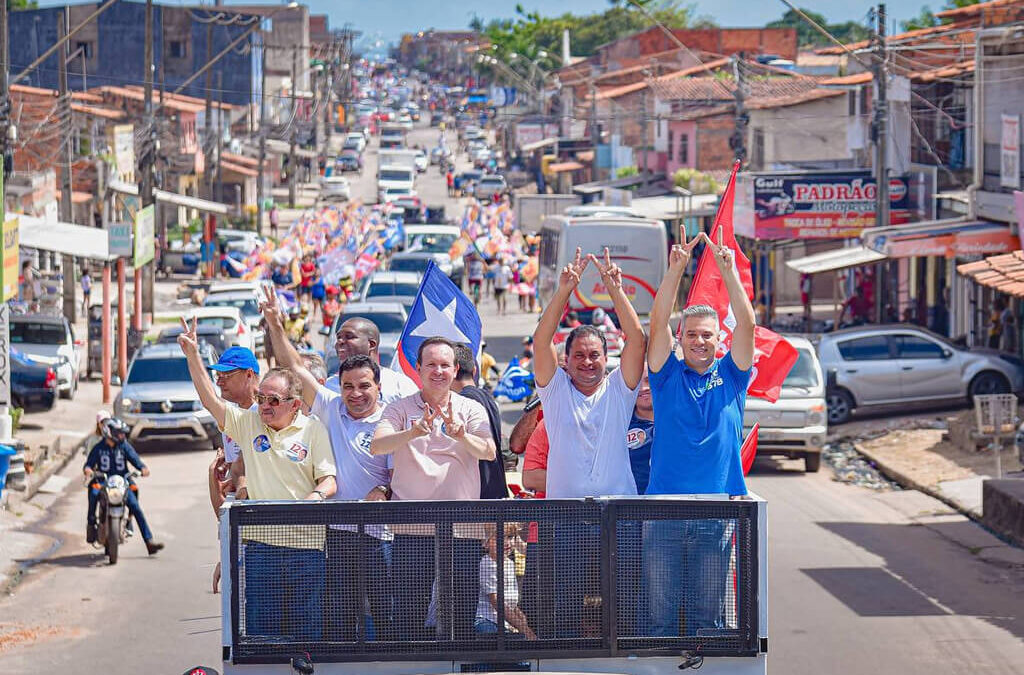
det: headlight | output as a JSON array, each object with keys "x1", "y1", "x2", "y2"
[
  {"x1": 120, "y1": 398, "x2": 141, "y2": 413},
  {"x1": 807, "y1": 404, "x2": 826, "y2": 427}
]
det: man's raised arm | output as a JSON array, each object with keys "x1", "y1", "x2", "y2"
[
  {"x1": 711, "y1": 228, "x2": 755, "y2": 370},
  {"x1": 649, "y1": 233, "x2": 701, "y2": 372},
  {"x1": 259, "y1": 287, "x2": 320, "y2": 408},
  {"x1": 178, "y1": 317, "x2": 227, "y2": 428},
  {"x1": 533, "y1": 247, "x2": 588, "y2": 388},
  {"x1": 589, "y1": 248, "x2": 646, "y2": 388}
]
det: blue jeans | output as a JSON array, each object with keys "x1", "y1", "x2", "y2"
[
  {"x1": 474, "y1": 618, "x2": 499, "y2": 634},
  {"x1": 554, "y1": 523, "x2": 601, "y2": 638},
  {"x1": 643, "y1": 519, "x2": 729, "y2": 637},
  {"x1": 325, "y1": 529, "x2": 392, "y2": 641},
  {"x1": 87, "y1": 484, "x2": 152, "y2": 541},
  {"x1": 244, "y1": 541, "x2": 325, "y2": 640}
]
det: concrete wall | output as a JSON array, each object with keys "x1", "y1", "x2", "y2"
[
  {"x1": 666, "y1": 120, "x2": 698, "y2": 174},
  {"x1": 695, "y1": 113, "x2": 735, "y2": 171},
  {"x1": 748, "y1": 95, "x2": 851, "y2": 170}
]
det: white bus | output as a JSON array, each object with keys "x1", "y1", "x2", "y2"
[{"x1": 537, "y1": 215, "x2": 668, "y2": 317}]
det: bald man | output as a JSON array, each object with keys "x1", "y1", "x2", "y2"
[{"x1": 325, "y1": 317, "x2": 418, "y2": 404}]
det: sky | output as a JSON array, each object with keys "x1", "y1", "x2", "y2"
[{"x1": 36, "y1": 0, "x2": 930, "y2": 47}]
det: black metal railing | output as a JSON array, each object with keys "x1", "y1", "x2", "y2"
[{"x1": 221, "y1": 496, "x2": 763, "y2": 665}]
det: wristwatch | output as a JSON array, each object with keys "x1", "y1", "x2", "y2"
[
  {"x1": 311, "y1": 490, "x2": 326, "y2": 500},
  {"x1": 374, "y1": 484, "x2": 392, "y2": 500}
]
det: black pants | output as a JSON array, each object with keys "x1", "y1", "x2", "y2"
[
  {"x1": 325, "y1": 529, "x2": 392, "y2": 642},
  {"x1": 391, "y1": 534, "x2": 480, "y2": 641}
]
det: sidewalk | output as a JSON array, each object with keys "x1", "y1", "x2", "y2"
[{"x1": 846, "y1": 410, "x2": 1024, "y2": 522}]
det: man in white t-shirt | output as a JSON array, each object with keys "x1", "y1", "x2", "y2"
[
  {"x1": 323, "y1": 315, "x2": 419, "y2": 402},
  {"x1": 532, "y1": 246, "x2": 646, "y2": 638},
  {"x1": 492, "y1": 259, "x2": 512, "y2": 315}
]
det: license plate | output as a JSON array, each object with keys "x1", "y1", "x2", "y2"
[{"x1": 154, "y1": 418, "x2": 182, "y2": 428}]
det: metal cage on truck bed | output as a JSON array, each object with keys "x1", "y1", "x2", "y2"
[{"x1": 219, "y1": 495, "x2": 768, "y2": 674}]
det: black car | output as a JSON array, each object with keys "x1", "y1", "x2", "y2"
[
  {"x1": 11, "y1": 347, "x2": 58, "y2": 412},
  {"x1": 156, "y1": 325, "x2": 228, "y2": 357}
]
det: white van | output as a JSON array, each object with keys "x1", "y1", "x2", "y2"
[
  {"x1": 537, "y1": 215, "x2": 667, "y2": 316},
  {"x1": 377, "y1": 165, "x2": 416, "y2": 202}
]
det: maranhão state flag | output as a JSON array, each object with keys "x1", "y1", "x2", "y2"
[
  {"x1": 684, "y1": 160, "x2": 798, "y2": 403},
  {"x1": 394, "y1": 261, "x2": 483, "y2": 386}
]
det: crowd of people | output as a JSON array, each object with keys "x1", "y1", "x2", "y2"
[{"x1": 190, "y1": 222, "x2": 754, "y2": 644}]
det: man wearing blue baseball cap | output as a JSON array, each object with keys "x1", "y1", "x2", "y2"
[{"x1": 208, "y1": 347, "x2": 260, "y2": 468}]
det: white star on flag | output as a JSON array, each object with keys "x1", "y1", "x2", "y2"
[{"x1": 410, "y1": 296, "x2": 470, "y2": 343}]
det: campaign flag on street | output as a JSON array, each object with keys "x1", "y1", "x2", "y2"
[
  {"x1": 741, "y1": 423, "x2": 759, "y2": 475},
  {"x1": 685, "y1": 160, "x2": 797, "y2": 403},
  {"x1": 395, "y1": 261, "x2": 483, "y2": 385},
  {"x1": 354, "y1": 253, "x2": 379, "y2": 281},
  {"x1": 492, "y1": 357, "x2": 535, "y2": 402}
]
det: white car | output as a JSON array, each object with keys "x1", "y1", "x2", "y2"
[
  {"x1": 413, "y1": 149, "x2": 428, "y2": 173},
  {"x1": 186, "y1": 306, "x2": 256, "y2": 354},
  {"x1": 10, "y1": 313, "x2": 81, "y2": 399},
  {"x1": 397, "y1": 113, "x2": 414, "y2": 130},
  {"x1": 203, "y1": 290, "x2": 266, "y2": 356},
  {"x1": 344, "y1": 132, "x2": 366, "y2": 153},
  {"x1": 379, "y1": 185, "x2": 416, "y2": 204},
  {"x1": 321, "y1": 176, "x2": 351, "y2": 201}
]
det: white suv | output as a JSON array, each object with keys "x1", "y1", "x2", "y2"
[{"x1": 10, "y1": 313, "x2": 81, "y2": 399}]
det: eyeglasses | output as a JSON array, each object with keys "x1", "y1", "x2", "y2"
[
  {"x1": 214, "y1": 369, "x2": 242, "y2": 384},
  {"x1": 256, "y1": 394, "x2": 295, "y2": 407}
]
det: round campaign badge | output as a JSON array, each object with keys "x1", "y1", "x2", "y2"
[
  {"x1": 253, "y1": 434, "x2": 271, "y2": 453},
  {"x1": 626, "y1": 427, "x2": 647, "y2": 449},
  {"x1": 286, "y1": 442, "x2": 309, "y2": 462}
]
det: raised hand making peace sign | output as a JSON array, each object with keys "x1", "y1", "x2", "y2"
[
  {"x1": 708, "y1": 227, "x2": 735, "y2": 272},
  {"x1": 259, "y1": 285, "x2": 283, "y2": 326},
  {"x1": 669, "y1": 230, "x2": 706, "y2": 274},
  {"x1": 588, "y1": 247, "x2": 623, "y2": 292},
  {"x1": 412, "y1": 405, "x2": 440, "y2": 437},
  {"x1": 557, "y1": 246, "x2": 589, "y2": 293},
  {"x1": 438, "y1": 401, "x2": 465, "y2": 439},
  {"x1": 177, "y1": 316, "x2": 200, "y2": 354}
]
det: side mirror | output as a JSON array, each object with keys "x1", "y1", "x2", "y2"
[{"x1": 942, "y1": 349, "x2": 953, "y2": 359}]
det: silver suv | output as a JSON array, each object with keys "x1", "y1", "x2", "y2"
[
  {"x1": 744, "y1": 336, "x2": 827, "y2": 472},
  {"x1": 114, "y1": 342, "x2": 220, "y2": 448},
  {"x1": 818, "y1": 325, "x2": 1024, "y2": 425}
]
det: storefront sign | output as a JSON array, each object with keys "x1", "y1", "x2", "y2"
[
  {"x1": 515, "y1": 123, "x2": 560, "y2": 149},
  {"x1": 108, "y1": 222, "x2": 133, "y2": 258},
  {"x1": 1001, "y1": 114, "x2": 1020, "y2": 189},
  {"x1": 1, "y1": 216, "x2": 16, "y2": 302},
  {"x1": 744, "y1": 170, "x2": 911, "y2": 239},
  {"x1": 878, "y1": 223, "x2": 1019, "y2": 258},
  {"x1": 133, "y1": 205, "x2": 155, "y2": 269}
]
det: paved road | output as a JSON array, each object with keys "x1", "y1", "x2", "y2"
[{"x1": 1, "y1": 122, "x2": 1022, "y2": 674}]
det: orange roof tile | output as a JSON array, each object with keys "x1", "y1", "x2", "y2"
[
  {"x1": 70, "y1": 103, "x2": 125, "y2": 120},
  {"x1": 935, "y1": 0, "x2": 1024, "y2": 19},
  {"x1": 816, "y1": 21, "x2": 975, "y2": 55},
  {"x1": 820, "y1": 72, "x2": 873, "y2": 85}
]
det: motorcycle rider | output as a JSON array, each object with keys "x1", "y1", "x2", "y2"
[{"x1": 83, "y1": 417, "x2": 164, "y2": 555}]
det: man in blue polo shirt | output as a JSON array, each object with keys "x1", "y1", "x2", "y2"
[{"x1": 644, "y1": 231, "x2": 755, "y2": 637}]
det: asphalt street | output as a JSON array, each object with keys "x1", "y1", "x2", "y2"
[{"x1": 0, "y1": 121, "x2": 1021, "y2": 674}]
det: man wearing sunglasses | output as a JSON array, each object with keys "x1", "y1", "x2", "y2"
[
  {"x1": 261, "y1": 289, "x2": 395, "y2": 641},
  {"x1": 179, "y1": 317, "x2": 336, "y2": 641}
]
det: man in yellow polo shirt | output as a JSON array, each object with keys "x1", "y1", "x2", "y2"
[{"x1": 179, "y1": 318, "x2": 336, "y2": 641}]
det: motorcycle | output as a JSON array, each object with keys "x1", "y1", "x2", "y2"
[{"x1": 88, "y1": 470, "x2": 139, "y2": 565}]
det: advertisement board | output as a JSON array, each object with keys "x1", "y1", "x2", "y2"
[
  {"x1": 133, "y1": 205, "x2": 155, "y2": 268},
  {"x1": 108, "y1": 222, "x2": 133, "y2": 258},
  {"x1": 2, "y1": 216, "x2": 18, "y2": 302},
  {"x1": 747, "y1": 170, "x2": 911, "y2": 239}
]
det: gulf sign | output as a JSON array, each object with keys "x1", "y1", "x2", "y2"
[{"x1": 751, "y1": 170, "x2": 911, "y2": 240}]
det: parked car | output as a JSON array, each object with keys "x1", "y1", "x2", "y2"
[
  {"x1": 10, "y1": 313, "x2": 81, "y2": 399},
  {"x1": 321, "y1": 175, "x2": 351, "y2": 201},
  {"x1": 156, "y1": 324, "x2": 229, "y2": 356},
  {"x1": 186, "y1": 306, "x2": 256, "y2": 353},
  {"x1": 388, "y1": 251, "x2": 458, "y2": 283},
  {"x1": 11, "y1": 347, "x2": 58, "y2": 412},
  {"x1": 202, "y1": 290, "x2": 265, "y2": 355},
  {"x1": 414, "y1": 149, "x2": 428, "y2": 173},
  {"x1": 357, "y1": 271, "x2": 423, "y2": 314},
  {"x1": 217, "y1": 229, "x2": 263, "y2": 255},
  {"x1": 114, "y1": 342, "x2": 220, "y2": 448},
  {"x1": 744, "y1": 336, "x2": 827, "y2": 472},
  {"x1": 818, "y1": 324, "x2": 1024, "y2": 425},
  {"x1": 324, "y1": 301, "x2": 408, "y2": 378}
]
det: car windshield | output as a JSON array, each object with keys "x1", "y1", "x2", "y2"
[
  {"x1": 784, "y1": 348, "x2": 820, "y2": 388},
  {"x1": 367, "y1": 281, "x2": 421, "y2": 297},
  {"x1": 380, "y1": 169, "x2": 412, "y2": 181},
  {"x1": 195, "y1": 316, "x2": 236, "y2": 330},
  {"x1": 339, "y1": 311, "x2": 406, "y2": 333},
  {"x1": 206, "y1": 298, "x2": 259, "y2": 319},
  {"x1": 10, "y1": 322, "x2": 66, "y2": 345},
  {"x1": 407, "y1": 233, "x2": 456, "y2": 253},
  {"x1": 389, "y1": 257, "x2": 432, "y2": 273},
  {"x1": 128, "y1": 357, "x2": 192, "y2": 383}
]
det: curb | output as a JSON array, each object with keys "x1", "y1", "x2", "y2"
[
  {"x1": 23, "y1": 432, "x2": 93, "y2": 501},
  {"x1": 854, "y1": 441, "x2": 983, "y2": 522}
]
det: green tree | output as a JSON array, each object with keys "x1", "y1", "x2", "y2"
[
  {"x1": 901, "y1": 5, "x2": 939, "y2": 31},
  {"x1": 766, "y1": 8, "x2": 869, "y2": 47}
]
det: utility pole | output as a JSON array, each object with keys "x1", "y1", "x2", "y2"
[
  {"x1": 288, "y1": 45, "x2": 298, "y2": 208},
  {"x1": 730, "y1": 54, "x2": 748, "y2": 165},
  {"x1": 256, "y1": 36, "x2": 267, "y2": 236},
  {"x1": 589, "y1": 79, "x2": 598, "y2": 181},
  {"x1": 216, "y1": 71, "x2": 224, "y2": 204},
  {"x1": 0, "y1": 0, "x2": 9, "y2": 184},
  {"x1": 58, "y1": 8, "x2": 77, "y2": 323},
  {"x1": 640, "y1": 86, "x2": 649, "y2": 181},
  {"x1": 140, "y1": 0, "x2": 154, "y2": 328},
  {"x1": 204, "y1": 22, "x2": 214, "y2": 198},
  {"x1": 872, "y1": 4, "x2": 889, "y2": 231},
  {"x1": 322, "y1": 39, "x2": 334, "y2": 158}
]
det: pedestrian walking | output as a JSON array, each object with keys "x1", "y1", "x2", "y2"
[{"x1": 80, "y1": 266, "x2": 92, "y2": 313}]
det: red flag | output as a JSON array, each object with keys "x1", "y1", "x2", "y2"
[
  {"x1": 683, "y1": 160, "x2": 798, "y2": 403},
  {"x1": 741, "y1": 423, "x2": 759, "y2": 475}
]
